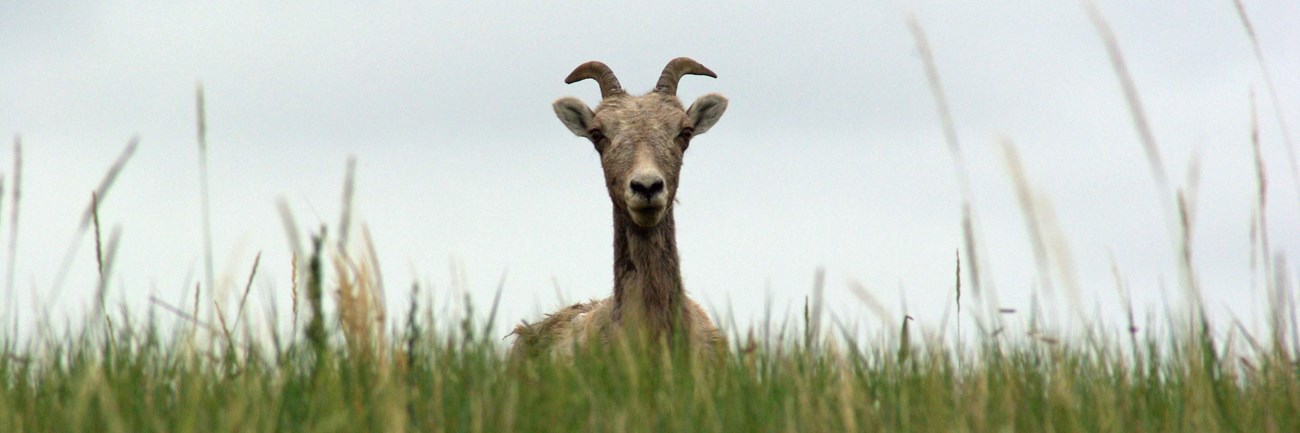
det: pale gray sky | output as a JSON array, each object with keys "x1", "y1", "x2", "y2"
[{"x1": 1, "y1": 1, "x2": 1297, "y2": 342}]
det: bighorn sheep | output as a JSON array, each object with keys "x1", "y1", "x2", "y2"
[{"x1": 511, "y1": 57, "x2": 729, "y2": 360}]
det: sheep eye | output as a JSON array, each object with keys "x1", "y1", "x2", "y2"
[
  {"x1": 677, "y1": 128, "x2": 694, "y2": 150},
  {"x1": 588, "y1": 129, "x2": 607, "y2": 153}
]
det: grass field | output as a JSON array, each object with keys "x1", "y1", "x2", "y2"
[{"x1": 0, "y1": 242, "x2": 1296, "y2": 433}]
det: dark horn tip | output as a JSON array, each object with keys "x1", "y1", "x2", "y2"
[
  {"x1": 678, "y1": 57, "x2": 718, "y2": 78},
  {"x1": 563, "y1": 60, "x2": 625, "y2": 98},
  {"x1": 653, "y1": 57, "x2": 718, "y2": 95},
  {"x1": 563, "y1": 61, "x2": 599, "y2": 84}
]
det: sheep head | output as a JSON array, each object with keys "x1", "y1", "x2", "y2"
[{"x1": 553, "y1": 57, "x2": 728, "y2": 228}]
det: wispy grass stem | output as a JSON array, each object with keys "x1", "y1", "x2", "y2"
[{"x1": 196, "y1": 84, "x2": 216, "y2": 306}]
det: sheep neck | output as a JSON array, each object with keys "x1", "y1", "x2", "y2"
[{"x1": 611, "y1": 206, "x2": 687, "y2": 338}]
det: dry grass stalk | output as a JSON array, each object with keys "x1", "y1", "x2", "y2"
[
  {"x1": 1108, "y1": 254, "x2": 1141, "y2": 356},
  {"x1": 148, "y1": 295, "x2": 220, "y2": 335},
  {"x1": 1081, "y1": 0, "x2": 1169, "y2": 195},
  {"x1": 1084, "y1": 0, "x2": 1205, "y2": 323},
  {"x1": 999, "y1": 140, "x2": 1053, "y2": 297},
  {"x1": 1232, "y1": 0, "x2": 1299, "y2": 205},
  {"x1": 1176, "y1": 152, "x2": 1205, "y2": 311},
  {"x1": 337, "y1": 157, "x2": 356, "y2": 253},
  {"x1": 6, "y1": 137, "x2": 20, "y2": 303},
  {"x1": 1247, "y1": 91, "x2": 1267, "y2": 284},
  {"x1": 290, "y1": 252, "x2": 299, "y2": 339},
  {"x1": 846, "y1": 279, "x2": 896, "y2": 327},
  {"x1": 92, "y1": 193, "x2": 103, "y2": 282},
  {"x1": 91, "y1": 193, "x2": 121, "y2": 321},
  {"x1": 361, "y1": 223, "x2": 385, "y2": 310},
  {"x1": 1246, "y1": 90, "x2": 1280, "y2": 354},
  {"x1": 808, "y1": 268, "x2": 824, "y2": 348},
  {"x1": 334, "y1": 245, "x2": 387, "y2": 363},
  {"x1": 1175, "y1": 191, "x2": 1203, "y2": 311},
  {"x1": 190, "y1": 282, "x2": 201, "y2": 341},
  {"x1": 232, "y1": 251, "x2": 261, "y2": 331},
  {"x1": 907, "y1": 14, "x2": 985, "y2": 301},
  {"x1": 998, "y1": 138, "x2": 1084, "y2": 326},
  {"x1": 277, "y1": 198, "x2": 304, "y2": 260},
  {"x1": 213, "y1": 299, "x2": 234, "y2": 347},
  {"x1": 51, "y1": 137, "x2": 138, "y2": 299}
]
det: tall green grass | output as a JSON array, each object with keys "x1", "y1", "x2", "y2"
[{"x1": 0, "y1": 263, "x2": 1296, "y2": 433}]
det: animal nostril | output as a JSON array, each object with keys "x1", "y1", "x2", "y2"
[{"x1": 630, "y1": 176, "x2": 665, "y2": 198}]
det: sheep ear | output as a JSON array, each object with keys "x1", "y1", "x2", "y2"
[
  {"x1": 553, "y1": 97, "x2": 595, "y2": 138},
  {"x1": 687, "y1": 93, "x2": 727, "y2": 135}
]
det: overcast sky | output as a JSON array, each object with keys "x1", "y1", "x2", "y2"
[{"x1": 1, "y1": 1, "x2": 1297, "y2": 343}]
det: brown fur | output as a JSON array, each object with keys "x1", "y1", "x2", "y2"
[{"x1": 512, "y1": 59, "x2": 728, "y2": 361}]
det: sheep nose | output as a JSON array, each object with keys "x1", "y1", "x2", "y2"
[{"x1": 629, "y1": 173, "x2": 665, "y2": 200}]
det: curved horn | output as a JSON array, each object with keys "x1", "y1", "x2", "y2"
[
  {"x1": 653, "y1": 57, "x2": 717, "y2": 96},
  {"x1": 564, "y1": 61, "x2": 625, "y2": 99}
]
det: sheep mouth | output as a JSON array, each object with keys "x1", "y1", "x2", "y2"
[{"x1": 627, "y1": 206, "x2": 666, "y2": 227}]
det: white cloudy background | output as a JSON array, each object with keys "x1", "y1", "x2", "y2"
[{"x1": 1, "y1": 1, "x2": 1297, "y2": 342}]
